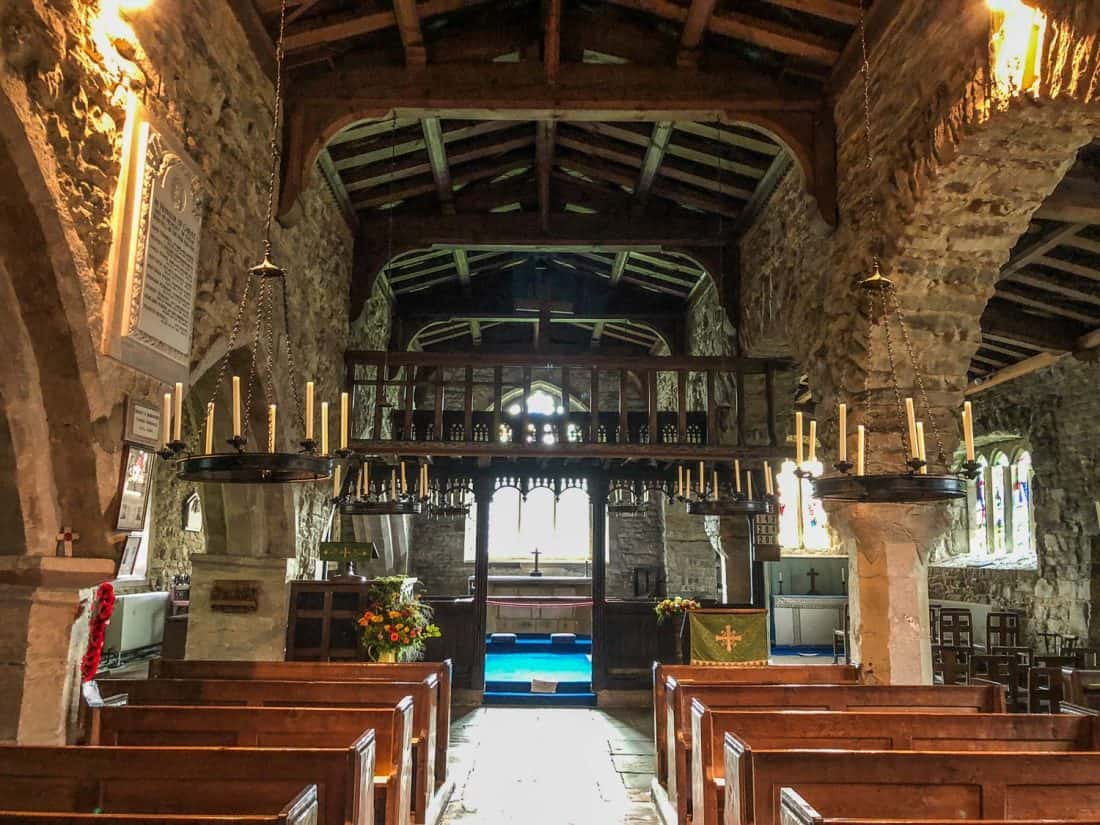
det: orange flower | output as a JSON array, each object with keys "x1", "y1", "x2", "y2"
[{"x1": 390, "y1": 632, "x2": 399, "y2": 642}]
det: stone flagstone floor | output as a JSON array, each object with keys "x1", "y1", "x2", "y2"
[{"x1": 440, "y1": 707, "x2": 659, "y2": 824}]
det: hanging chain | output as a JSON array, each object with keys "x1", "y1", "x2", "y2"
[
  {"x1": 890, "y1": 288, "x2": 946, "y2": 465},
  {"x1": 857, "y1": 0, "x2": 881, "y2": 271},
  {"x1": 203, "y1": 273, "x2": 254, "y2": 419},
  {"x1": 261, "y1": 0, "x2": 289, "y2": 255},
  {"x1": 244, "y1": 276, "x2": 271, "y2": 439},
  {"x1": 876, "y1": 286, "x2": 910, "y2": 461},
  {"x1": 262, "y1": 281, "x2": 278, "y2": 408}
]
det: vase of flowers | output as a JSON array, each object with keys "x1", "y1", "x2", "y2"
[
  {"x1": 655, "y1": 596, "x2": 700, "y2": 664},
  {"x1": 357, "y1": 576, "x2": 441, "y2": 662}
]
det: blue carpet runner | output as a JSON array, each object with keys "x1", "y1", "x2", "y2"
[{"x1": 483, "y1": 634, "x2": 596, "y2": 707}]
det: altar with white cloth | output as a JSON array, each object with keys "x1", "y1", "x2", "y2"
[{"x1": 771, "y1": 594, "x2": 847, "y2": 647}]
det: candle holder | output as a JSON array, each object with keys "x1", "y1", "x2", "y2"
[
  {"x1": 812, "y1": 472, "x2": 966, "y2": 503},
  {"x1": 794, "y1": 467, "x2": 814, "y2": 480},
  {"x1": 960, "y1": 460, "x2": 981, "y2": 480},
  {"x1": 299, "y1": 438, "x2": 318, "y2": 454},
  {"x1": 178, "y1": 452, "x2": 334, "y2": 484},
  {"x1": 157, "y1": 440, "x2": 187, "y2": 461},
  {"x1": 833, "y1": 460, "x2": 854, "y2": 475},
  {"x1": 906, "y1": 457, "x2": 926, "y2": 474},
  {"x1": 227, "y1": 435, "x2": 247, "y2": 453}
]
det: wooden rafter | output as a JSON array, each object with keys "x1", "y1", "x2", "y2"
[
  {"x1": 765, "y1": 0, "x2": 861, "y2": 25},
  {"x1": 453, "y1": 248, "x2": 471, "y2": 286},
  {"x1": 1035, "y1": 174, "x2": 1100, "y2": 224},
  {"x1": 610, "y1": 251, "x2": 629, "y2": 285},
  {"x1": 994, "y1": 287, "x2": 1098, "y2": 325},
  {"x1": 1034, "y1": 254, "x2": 1100, "y2": 283},
  {"x1": 536, "y1": 121, "x2": 557, "y2": 231},
  {"x1": 544, "y1": 0, "x2": 562, "y2": 84},
  {"x1": 982, "y1": 303, "x2": 1077, "y2": 352},
  {"x1": 393, "y1": 0, "x2": 427, "y2": 66},
  {"x1": 1002, "y1": 223, "x2": 1087, "y2": 275},
  {"x1": 283, "y1": 0, "x2": 492, "y2": 52},
  {"x1": 635, "y1": 121, "x2": 674, "y2": 206},
  {"x1": 421, "y1": 117, "x2": 455, "y2": 213},
  {"x1": 1003, "y1": 272, "x2": 1100, "y2": 309},
  {"x1": 677, "y1": 0, "x2": 719, "y2": 68}
]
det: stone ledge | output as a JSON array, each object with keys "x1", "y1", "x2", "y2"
[{"x1": 0, "y1": 557, "x2": 116, "y2": 590}]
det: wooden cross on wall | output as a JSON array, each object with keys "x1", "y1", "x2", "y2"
[
  {"x1": 56, "y1": 527, "x2": 79, "y2": 557},
  {"x1": 806, "y1": 567, "x2": 820, "y2": 595}
]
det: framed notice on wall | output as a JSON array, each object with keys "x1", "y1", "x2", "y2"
[
  {"x1": 116, "y1": 445, "x2": 155, "y2": 531},
  {"x1": 124, "y1": 397, "x2": 163, "y2": 449}
]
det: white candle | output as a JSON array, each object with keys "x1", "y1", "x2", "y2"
[
  {"x1": 400, "y1": 460, "x2": 407, "y2": 493},
  {"x1": 320, "y1": 401, "x2": 330, "y2": 455},
  {"x1": 841, "y1": 565, "x2": 846, "y2": 583},
  {"x1": 161, "y1": 392, "x2": 172, "y2": 448},
  {"x1": 698, "y1": 461, "x2": 705, "y2": 496},
  {"x1": 778, "y1": 570, "x2": 783, "y2": 584},
  {"x1": 808, "y1": 419, "x2": 817, "y2": 464},
  {"x1": 857, "y1": 424, "x2": 866, "y2": 476},
  {"x1": 763, "y1": 460, "x2": 773, "y2": 496},
  {"x1": 677, "y1": 465, "x2": 684, "y2": 498},
  {"x1": 204, "y1": 402, "x2": 215, "y2": 454},
  {"x1": 734, "y1": 459, "x2": 742, "y2": 493},
  {"x1": 686, "y1": 468, "x2": 692, "y2": 497},
  {"x1": 745, "y1": 471, "x2": 753, "y2": 500},
  {"x1": 360, "y1": 463, "x2": 369, "y2": 498},
  {"x1": 838, "y1": 403, "x2": 847, "y2": 463},
  {"x1": 267, "y1": 404, "x2": 277, "y2": 453},
  {"x1": 712, "y1": 471, "x2": 719, "y2": 499},
  {"x1": 390, "y1": 468, "x2": 397, "y2": 500},
  {"x1": 905, "y1": 397, "x2": 919, "y2": 458},
  {"x1": 173, "y1": 382, "x2": 184, "y2": 441},
  {"x1": 963, "y1": 401, "x2": 976, "y2": 462},
  {"x1": 332, "y1": 464, "x2": 342, "y2": 499},
  {"x1": 916, "y1": 421, "x2": 928, "y2": 474},
  {"x1": 231, "y1": 376, "x2": 242, "y2": 438},
  {"x1": 795, "y1": 411, "x2": 804, "y2": 466},
  {"x1": 340, "y1": 392, "x2": 349, "y2": 450},
  {"x1": 305, "y1": 381, "x2": 315, "y2": 441}
]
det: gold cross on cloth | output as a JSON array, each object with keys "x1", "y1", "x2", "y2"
[{"x1": 714, "y1": 624, "x2": 743, "y2": 653}]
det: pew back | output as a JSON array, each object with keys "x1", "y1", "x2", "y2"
[
  {"x1": 1064, "y1": 668, "x2": 1100, "y2": 711},
  {"x1": 692, "y1": 709, "x2": 1100, "y2": 825},
  {"x1": 724, "y1": 744, "x2": 1100, "y2": 825},
  {"x1": 95, "y1": 678, "x2": 433, "y2": 825},
  {"x1": 0, "y1": 739, "x2": 374, "y2": 825},
  {"x1": 87, "y1": 704, "x2": 413, "y2": 825},
  {"x1": 147, "y1": 659, "x2": 452, "y2": 788},
  {"x1": 652, "y1": 664, "x2": 859, "y2": 784},
  {"x1": 778, "y1": 787, "x2": 1100, "y2": 825},
  {"x1": 665, "y1": 683, "x2": 1004, "y2": 825},
  {"x1": 0, "y1": 785, "x2": 318, "y2": 825}
]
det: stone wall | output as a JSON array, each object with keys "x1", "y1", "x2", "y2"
[
  {"x1": 607, "y1": 505, "x2": 664, "y2": 599},
  {"x1": 928, "y1": 356, "x2": 1099, "y2": 645},
  {"x1": 663, "y1": 500, "x2": 720, "y2": 600}
]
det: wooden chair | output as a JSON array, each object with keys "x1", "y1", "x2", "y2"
[
  {"x1": 969, "y1": 653, "x2": 1024, "y2": 712},
  {"x1": 990, "y1": 644, "x2": 1033, "y2": 667},
  {"x1": 832, "y1": 604, "x2": 849, "y2": 665},
  {"x1": 1036, "y1": 655, "x2": 1080, "y2": 669},
  {"x1": 1029, "y1": 665, "x2": 1065, "y2": 713},
  {"x1": 938, "y1": 607, "x2": 975, "y2": 649},
  {"x1": 986, "y1": 610, "x2": 1020, "y2": 647},
  {"x1": 931, "y1": 645, "x2": 970, "y2": 685},
  {"x1": 929, "y1": 605, "x2": 941, "y2": 646}
]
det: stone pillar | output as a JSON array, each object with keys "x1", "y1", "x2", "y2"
[
  {"x1": 829, "y1": 503, "x2": 949, "y2": 685},
  {"x1": 715, "y1": 517, "x2": 753, "y2": 605},
  {"x1": 0, "y1": 556, "x2": 115, "y2": 744}
]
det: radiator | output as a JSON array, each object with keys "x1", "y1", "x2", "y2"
[{"x1": 102, "y1": 591, "x2": 169, "y2": 654}]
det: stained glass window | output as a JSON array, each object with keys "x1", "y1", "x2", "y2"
[
  {"x1": 1011, "y1": 451, "x2": 1033, "y2": 557},
  {"x1": 991, "y1": 452, "x2": 1010, "y2": 556},
  {"x1": 800, "y1": 459, "x2": 830, "y2": 550},
  {"x1": 972, "y1": 455, "x2": 989, "y2": 555},
  {"x1": 776, "y1": 460, "x2": 801, "y2": 549}
]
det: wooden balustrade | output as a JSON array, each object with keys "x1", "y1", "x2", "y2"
[{"x1": 344, "y1": 350, "x2": 792, "y2": 460}]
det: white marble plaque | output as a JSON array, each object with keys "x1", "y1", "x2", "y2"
[{"x1": 103, "y1": 100, "x2": 204, "y2": 383}]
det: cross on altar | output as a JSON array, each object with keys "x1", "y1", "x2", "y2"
[
  {"x1": 56, "y1": 527, "x2": 79, "y2": 557},
  {"x1": 530, "y1": 547, "x2": 544, "y2": 577},
  {"x1": 806, "y1": 567, "x2": 820, "y2": 595},
  {"x1": 715, "y1": 624, "x2": 743, "y2": 652},
  {"x1": 340, "y1": 546, "x2": 354, "y2": 561}
]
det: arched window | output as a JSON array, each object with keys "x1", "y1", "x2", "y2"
[
  {"x1": 1011, "y1": 451, "x2": 1034, "y2": 557},
  {"x1": 970, "y1": 455, "x2": 989, "y2": 555},
  {"x1": 484, "y1": 484, "x2": 591, "y2": 561},
  {"x1": 776, "y1": 458, "x2": 830, "y2": 552}
]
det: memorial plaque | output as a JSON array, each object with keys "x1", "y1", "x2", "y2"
[
  {"x1": 210, "y1": 579, "x2": 261, "y2": 613},
  {"x1": 103, "y1": 100, "x2": 204, "y2": 384}
]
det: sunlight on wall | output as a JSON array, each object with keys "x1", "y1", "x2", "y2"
[
  {"x1": 91, "y1": 0, "x2": 150, "y2": 97},
  {"x1": 988, "y1": 0, "x2": 1046, "y2": 99}
]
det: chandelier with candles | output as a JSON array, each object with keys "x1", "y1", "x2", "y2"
[
  {"x1": 809, "y1": 0, "x2": 976, "y2": 505},
  {"x1": 161, "y1": 0, "x2": 334, "y2": 484},
  {"x1": 679, "y1": 459, "x2": 778, "y2": 517}
]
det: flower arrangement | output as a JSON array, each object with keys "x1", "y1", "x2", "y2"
[
  {"x1": 357, "y1": 576, "x2": 441, "y2": 662},
  {"x1": 655, "y1": 596, "x2": 700, "y2": 624},
  {"x1": 81, "y1": 581, "x2": 116, "y2": 682}
]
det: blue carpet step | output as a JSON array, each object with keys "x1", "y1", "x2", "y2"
[
  {"x1": 483, "y1": 691, "x2": 598, "y2": 707},
  {"x1": 484, "y1": 680, "x2": 593, "y2": 694}
]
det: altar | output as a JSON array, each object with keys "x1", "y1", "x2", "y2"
[
  {"x1": 471, "y1": 575, "x2": 592, "y2": 635},
  {"x1": 771, "y1": 594, "x2": 847, "y2": 648}
]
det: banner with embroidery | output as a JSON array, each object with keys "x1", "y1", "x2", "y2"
[{"x1": 689, "y1": 609, "x2": 768, "y2": 666}]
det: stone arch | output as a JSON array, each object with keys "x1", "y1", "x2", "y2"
[{"x1": 0, "y1": 90, "x2": 107, "y2": 556}]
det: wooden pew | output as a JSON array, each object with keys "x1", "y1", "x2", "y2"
[
  {"x1": 1064, "y1": 668, "x2": 1100, "y2": 711},
  {"x1": 0, "y1": 739, "x2": 373, "y2": 825},
  {"x1": 691, "y1": 708, "x2": 1100, "y2": 825},
  {"x1": 652, "y1": 664, "x2": 859, "y2": 785},
  {"x1": 722, "y1": 746, "x2": 1100, "y2": 825},
  {"x1": 662, "y1": 682, "x2": 1004, "y2": 825},
  {"x1": 88, "y1": 703, "x2": 414, "y2": 825},
  {"x1": 0, "y1": 786, "x2": 318, "y2": 825},
  {"x1": 147, "y1": 658, "x2": 452, "y2": 791},
  {"x1": 96, "y1": 678, "x2": 442, "y2": 825},
  {"x1": 779, "y1": 787, "x2": 1100, "y2": 825}
]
